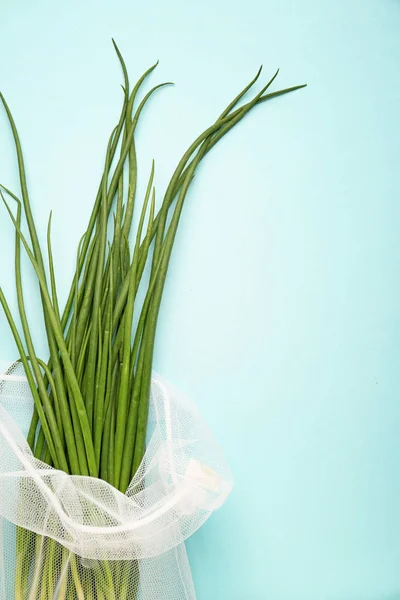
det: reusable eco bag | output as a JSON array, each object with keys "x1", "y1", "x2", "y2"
[{"x1": 0, "y1": 362, "x2": 232, "y2": 599}]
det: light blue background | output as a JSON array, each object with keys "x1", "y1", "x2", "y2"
[{"x1": 1, "y1": 1, "x2": 400, "y2": 598}]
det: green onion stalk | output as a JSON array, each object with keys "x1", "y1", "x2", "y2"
[{"x1": 0, "y1": 41, "x2": 305, "y2": 599}]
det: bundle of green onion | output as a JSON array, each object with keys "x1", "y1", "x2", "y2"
[{"x1": 0, "y1": 42, "x2": 305, "y2": 599}]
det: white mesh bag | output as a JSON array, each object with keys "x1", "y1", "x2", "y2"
[{"x1": 0, "y1": 361, "x2": 233, "y2": 599}]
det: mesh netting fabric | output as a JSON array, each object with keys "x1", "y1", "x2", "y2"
[{"x1": 0, "y1": 362, "x2": 232, "y2": 599}]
